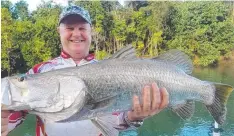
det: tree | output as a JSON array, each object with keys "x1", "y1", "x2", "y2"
[
  {"x1": 1, "y1": 8, "x2": 18, "y2": 76},
  {"x1": 12, "y1": 0, "x2": 29, "y2": 20},
  {"x1": 1, "y1": 0, "x2": 13, "y2": 11},
  {"x1": 1, "y1": 1, "x2": 234, "y2": 77},
  {"x1": 18, "y1": 1, "x2": 62, "y2": 68},
  {"x1": 165, "y1": 2, "x2": 234, "y2": 66},
  {"x1": 125, "y1": 1, "x2": 148, "y2": 11}
]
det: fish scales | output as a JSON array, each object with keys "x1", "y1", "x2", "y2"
[
  {"x1": 70, "y1": 59, "x2": 211, "y2": 107},
  {"x1": 1, "y1": 45, "x2": 233, "y2": 129}
]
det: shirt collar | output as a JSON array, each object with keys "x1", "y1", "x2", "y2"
[{"x1": 60, "y1": 49, "x2": 95, "y2": 61}]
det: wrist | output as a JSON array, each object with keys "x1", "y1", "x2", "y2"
[
  {"x1": 127, "y1": 111, "x2": 135, "y2": 122},
  {"x1": 124, "y1": 111, "x2": 143, "y2": 128},
  {"x1": 127, "y1": 111, "x2": 144, "y2": 122}
]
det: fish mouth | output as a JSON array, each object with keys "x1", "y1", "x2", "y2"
[
  {"x1": 2, "y1": 76, "x2": 29, "y2": 104},
  {"x1": 1, "y1": 77, "x2": 12, "y2": 106}
]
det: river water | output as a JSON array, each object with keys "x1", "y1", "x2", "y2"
[
  {"x1": 8, "y1": 62, "x2": 234, "y2": 136},
  {"x1": 121, "y1": 61, "x2": 234, "y2": 136}
]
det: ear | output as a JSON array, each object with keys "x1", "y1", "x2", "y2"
[{"x1": 57, "y1": 26, "x2": 60, "y2": 34}]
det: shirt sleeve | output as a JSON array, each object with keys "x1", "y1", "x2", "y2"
[{"x1": 8, "y1": 111, "x2": 28, "y2": 132}]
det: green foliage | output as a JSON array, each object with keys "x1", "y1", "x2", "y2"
[
  {"x1": 31, "y1": 3, "x2": 61, "y2": 58},
  {"x1": 11, "y1": 0, "x2": 29, "y2": 20},
  {"x1": 95, "y1": 50, "x2": 110, "y2": 60},
  {"x1": 21, "y1": 37, "x2": 51, "y2": 67},
  {"x1": 1, "y1": 8, "x2": 17, "y2": 75},
  {"x1": 1, "y1": 0, "x2": 13, "y2": 11},
  {"x1": 1, "y1": 1, "x2": 234, "y2": 77},
  {"x1": 165, "y1": 2, "x2": 234, "y2": 66}
]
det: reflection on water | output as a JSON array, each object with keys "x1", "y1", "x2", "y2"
[
  {"x1": 121, "y1": 61, "x2": 234, "y2": 136},
  {"x1": 8, "y1": 61, "x2": 234, "y2": 136}
]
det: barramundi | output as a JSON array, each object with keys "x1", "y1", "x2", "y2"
[{"x1": 1, "y1": 45, "x2": 233, "y2": 135}]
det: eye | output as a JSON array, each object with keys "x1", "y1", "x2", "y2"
[
  {"x1": 79, "y1": 27, "x2": 86, "y2": 31},
  {"x1": 66, "y1": 27, "x2": 74, "y2": 30},
  {"x1": 18, "y1": 75, "x2": 25, "y2": 82}
]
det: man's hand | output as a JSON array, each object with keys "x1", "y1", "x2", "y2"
[
  {"x1": 127, "y1": 83, "x2": 169, "y2": 121},
  {"x1": 1, "y1": 110, "x2": 10, "y2": 136}
]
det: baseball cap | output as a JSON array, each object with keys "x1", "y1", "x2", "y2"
[{"x1": 59, "y1": 5, "x2": 92, "y2": 25}]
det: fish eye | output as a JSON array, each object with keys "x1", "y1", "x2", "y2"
[{"x1": 18, "y1": 75, "x2": 25, "y2": 82}]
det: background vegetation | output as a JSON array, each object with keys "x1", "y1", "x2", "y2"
[{"x1": 1, "y1": 0, "x2": 234, "y2": 77}]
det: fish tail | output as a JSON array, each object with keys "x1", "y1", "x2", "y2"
[{"x1": 206, "y1": 83, "x2": 233, "y2": 125}]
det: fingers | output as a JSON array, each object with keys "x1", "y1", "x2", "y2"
[
  {"x1": 151, "y1": 83, "x2": 161, "y2": 110},
  {"x1": 129, "y1": 83, "x2": 169, "y2": 122},
  {"x1": 1, "y1": 125, "x2": 8, "y2": 133},
  {"x1": 132, "y1": 95, "x2": 141, "y2": 115},
  {"x1": 142, "y1": 85, "x2": 151, "y2": 113},
  {"x1": 1, "y1": 117, "x2": 8, "y2": 126},
  {"x1": 1, "y1": 110, "x2": 10, "y2": 135},
  {"x1": 1, "y1": 111, "x2": 10, "y2": 118},
  {"x1": 1, "y1": 111, "x2": 10, "y2": 126},
  {"x1": 159, "y1": 87, "x2": 169, "y2": 109},
  {"x1": 1, "y1": 130, "x2": 9, "y2": 136},
  {"x1": 1, "y1": 117, "x2": 8, "y2": 134}
]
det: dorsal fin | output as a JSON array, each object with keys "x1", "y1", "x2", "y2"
[
  {"x1": 153, "y1": 49, "x2": 193, "y2": 74},
  {"x1": 109, "y1": 44, "x2": 137, "y2": 60}
]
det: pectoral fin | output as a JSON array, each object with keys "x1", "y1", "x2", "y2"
[
  {"x1": 86, "y1": 94, "x2": 118, "y2": 111},
  {"x1": 172, "y1": 100, "x2": 195, "y2": 120},
  {"x1": 91, "y1": 116, "x2": 119, "y2": 136}
]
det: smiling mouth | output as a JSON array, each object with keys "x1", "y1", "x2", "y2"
[{"x1": 70, "y1": 40, "x2": 84, "y2": 43}]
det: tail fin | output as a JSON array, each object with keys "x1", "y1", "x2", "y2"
[
  {"x1": 206, "y1": 83, "x2": 233, "y2": 125},
  {"x1": 91, "y1": 116, "x2": 119, "y2": 136}
]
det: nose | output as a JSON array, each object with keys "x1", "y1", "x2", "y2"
[{"x1": 72, "y1": 28, "x2": 82, "y2": 37}]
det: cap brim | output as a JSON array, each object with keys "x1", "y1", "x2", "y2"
[{"x1": 59, "y1": 13, "x2": 91, "y2": 25}]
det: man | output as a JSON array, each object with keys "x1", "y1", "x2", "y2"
[{"x1": 1, "y1": 5, "x2": 169, "y2": 136}]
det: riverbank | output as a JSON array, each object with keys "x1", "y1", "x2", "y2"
[
  {"x1": 194, "y1": 50, "x2": 234, "y2": 78},
  {"x1": 218, "y1": 50, "x2": 234, "y2": 67}
]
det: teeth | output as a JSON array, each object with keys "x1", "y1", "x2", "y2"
[{"x1": 72, "y1": 40, "x2": 82, "y2": 43}]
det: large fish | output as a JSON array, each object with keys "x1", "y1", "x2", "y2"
[{"x1": 1, "y1": 45, "x2": 233, "y2": 135}]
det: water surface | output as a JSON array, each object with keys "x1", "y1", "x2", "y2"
[
  {"x1": 121, "y1": 61, "x2": 234, "y2": 136},
  {"x1": 8, "y1": 62, "x2": 234, "y2": 136}
]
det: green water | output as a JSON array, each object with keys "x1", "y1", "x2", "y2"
[
  {"x1": 8, "y1": 62, "x2": 234, "y2": 136},
  {"x1": 134, "y1": 62, "x2": 234, "y2": 136}
]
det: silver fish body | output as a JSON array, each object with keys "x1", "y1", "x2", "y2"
[
  {"x1": 1, "y1": 46, "x2": 233, "y2": 127},
  {"x1": 77, "y1": 59, "x2": 213, "y2": 108},
  {"x1": 53, "y1": 59, "x2": 215, "y2": 122}
]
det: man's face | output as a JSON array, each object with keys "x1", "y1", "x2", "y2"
[{"x1": 58, "y1": 15, "x2": 92, "y2": 60}]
